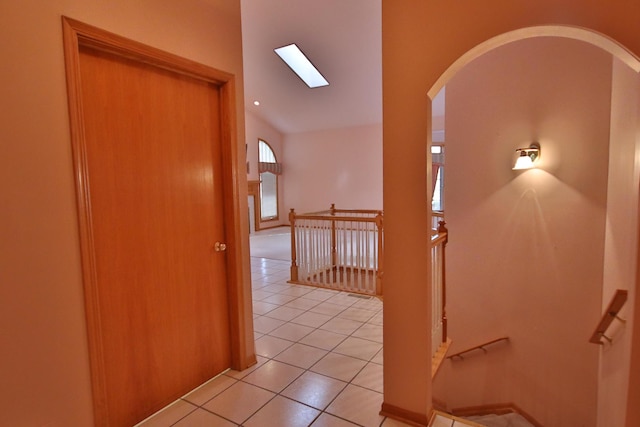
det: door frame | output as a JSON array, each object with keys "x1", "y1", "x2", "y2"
[{"x1": 61, "y1": 16, "x2": 253, "y2": 424}]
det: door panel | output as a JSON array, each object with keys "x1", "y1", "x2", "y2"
[{"x1": 78, "y1": 46, "x2": 230, "y2": 425}]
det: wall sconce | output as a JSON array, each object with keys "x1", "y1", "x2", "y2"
[{"x1": 513, "y1": 142, "x2": 540, "y2": 170}]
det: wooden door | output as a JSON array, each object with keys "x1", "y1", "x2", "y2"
[{"x1": 75, "y1": 43, "x2": 231, "y2": 425}]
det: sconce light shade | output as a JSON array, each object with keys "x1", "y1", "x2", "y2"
[{"x1": 513, "y1": 142, "x2": 540, "y2": 170}]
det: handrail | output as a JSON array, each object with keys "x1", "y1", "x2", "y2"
[
  {"x1": 589, "y1": 289, "x2": 628, "y2": 345},
  {"x1": 288, "y1": 213, "x2": 380, "y2": 222},
  {"x1": 447, "y1": 337, "x2": 510, "y2": 360},
  {"x1": 431, "y1": 231, "x2": 448, "y2": 246},
  {"x1": 301, "y1": 205, "x2": 382, "y2": 217}
]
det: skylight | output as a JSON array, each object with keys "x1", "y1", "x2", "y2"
[{"x1": 274, "y1": 44, "x2": 329, "y2": 88}]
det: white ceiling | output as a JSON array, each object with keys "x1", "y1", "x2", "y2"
[{"x1": 240, "y1": 0, "x2": 382, "y2": 134}]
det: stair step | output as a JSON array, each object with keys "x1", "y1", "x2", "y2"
[
  {"x1": 430, "y1": 411, "x2": 484, "y2": 427},
  {"x1": 465, "y1": 413, "x2": 535, "y2": 427}
]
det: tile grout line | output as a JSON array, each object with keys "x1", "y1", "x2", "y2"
[{"x1": 170, "y1": 257, "x2": 385, "y2": 427}]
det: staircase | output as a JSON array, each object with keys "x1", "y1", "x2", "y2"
[
  {"x1": 464, "y1": 413, "x2": 535, "y2": 427},
  {"x1": 430, "y1": 411, "x2": 483, "y2": 426},
  {"x1": 430, "y1": 410, "x2": 537, "y2": 427}
]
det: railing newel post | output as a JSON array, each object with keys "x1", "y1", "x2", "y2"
[
  {"x1": 375, "y1": 211, "x2": 384, "y2": 296},
  {"x1": 330, "y1": 204, "x2": 337, "y2": 283},
  {"x1": 439, "y1": 220, "x2": 448, "y2": 344},
  {"x1": 289, "y1": 208, "x2": 298, "y2": 282}
]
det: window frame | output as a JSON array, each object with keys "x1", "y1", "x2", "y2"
[
  {"x1": 431, "y1": 144, "x2": 445, "y2": 213},
  {"x1": 258, "y1": 139, "x2": 279, "y2": 222}
]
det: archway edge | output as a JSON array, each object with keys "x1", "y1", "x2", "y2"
[{"x1": 428, "y1": 24, "x2": 640, "y2": 99}]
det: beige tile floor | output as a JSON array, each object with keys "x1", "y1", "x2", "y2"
[{"x1": 137, "y1": 257, "x2": 414, "y2": 427}]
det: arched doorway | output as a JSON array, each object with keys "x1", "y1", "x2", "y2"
[{"x1": 426, "y1": 26, "x2": 640, "y2": 427}]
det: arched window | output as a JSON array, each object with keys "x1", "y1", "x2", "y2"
[{"x1": 258, "y1": 139, "x2": 281, "y2": 221}]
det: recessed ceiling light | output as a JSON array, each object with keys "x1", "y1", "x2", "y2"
[
  {"x1": 274, "y1": 43, "x2": 329, "y2": 88},
  {"x1": 253, "y1": 100, "x2": 260, "y2": 106}
]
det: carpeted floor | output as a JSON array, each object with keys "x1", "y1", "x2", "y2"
[{"x1": 249, "y1": 227, "x2": 291, "y2": 261}]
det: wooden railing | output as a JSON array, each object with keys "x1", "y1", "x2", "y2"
[
  {"x1": 431, "y1": 221, "x2": 449, "y2": 357},
  {"x1": 590, "y1": 289, "x2": 628, "y2": 345},
  {"x1": 447, "y1": 337, "x2": 510, "y2": 360},
  {"x1": 289, "y1": 204, "x2": 383, "y2": 295},
  {"x1": 432, "y1": 210, "x2": 444, "y2": 231}
]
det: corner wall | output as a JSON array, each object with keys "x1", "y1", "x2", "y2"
[{"x1": 0, "y1": 1, "x2": 247, "y2": 425}]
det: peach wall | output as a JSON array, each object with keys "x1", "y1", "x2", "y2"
[
  {"x1": 0, "y1": 1, "x2": 248, "y2": 425},
  {"x1": 245, "y1": 110, "x2": 285, "y2": 227},
  {"x1": 629, "y1": 221, "x2": 640, "y2": 427},
  {"x1": 283, "y1": 124, "x2": 383, "y2": 215},
  {"x1": 382, "y1": 2, "x2": 640, "y2": 423},
  {"x1": 600, "y1": 58, "x2": 640, "y2": 427},
  {"x1": 436, "y1": 37, "x2": 611, "y2": 427},
  {"x1": 629, "y1": 67, "x2": 640, "y2": 417}
]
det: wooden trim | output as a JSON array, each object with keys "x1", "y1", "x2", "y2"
[
  {"x1": 62, "y1": 17, "x2": 110, "y2": 422},
  {"x1": 452, "y1": 403, "x2": 515, "y2": 417},
  {"x1": 430, "y1": 232, "x2": 448, "y2": 247},
  {"x1": 432, "y1": 338, "x2": 451, "y2": 379},
  {"x1": 430, "y1": 410, "x2": 485, "y2": 427},
  {"x1": 439, "y1": 222, "x2": 448, "y2": 343},
  {"x1": 589, "y1": 289, "x2": 628, "y2": 344},
  {"x1": 380, "y1": 402, "x2": 430, "y2": 427},
  {"x1": 219, "y1": 76, "x2": 254, "y2": 372},
  {"x1": 61, "y1": 16, "x2": 250, "y2": 424},
  {"x1": 290, "y1": 205, "x2": 384, "y2": 296},
  {"x1": 375, "y1": 211, "x2": 384, "y2": 295},
  {"x1": 451, "y1": 402, "x2": 543, "y2": 427},
  {"x1": 258, "y1": 224, "x2": 287, "y2": 231},
  {"x1": 289, "y1": 209, "x2": 299, "y2": 282},
  {"x1": 292, "y1": 213, "x2": 381, "y2": 222},
  {"x1": 62, "y1": 18, "x2": 233, "y2": 84},
  {"x1": 333, "y1": 208, "x2": 384, "y2": 214},
  {"x1": 432, "y1": 397, "x2": 448, "y2": 413},
  {"x1": 303, "y1": 208, "x2": 383, "y2": 216}
]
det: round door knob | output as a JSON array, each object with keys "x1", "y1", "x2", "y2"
[{"x1": 214, "y1": 242, "x2": 227, "y2": 252}]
